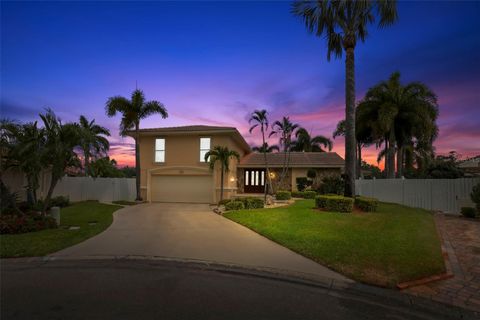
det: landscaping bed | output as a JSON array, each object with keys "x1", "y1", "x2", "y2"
[
  {"x1": 224, "y1": 199, "x2": 445, "y2": 287},
  {"x1": 0, "y1": 201, "x2": 122, "y2": 258}
]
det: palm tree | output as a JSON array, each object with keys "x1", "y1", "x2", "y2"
[
  {"x1": 6, "y1": 122, "x2": 45, "y2": 204},
  {"x1": 78, "y1": 115, "x2": 110, "y2": 176},
  {"x1": 292, "y1": 0, "x2": 398, "y2": 196},
  {"x1": 106, "y1": 89, "x2": 168, "y2": 200},
  {"x1": 252, "y1": 142, "x2": 280, "y2": 153},
  {"x1": 292, "y1": 127, "x2": 333, "y2": 152},
  {"x1": 249, "y1": 109, "x2": 273, "y2": 198},
  {"x1": 40, "y1": 109, "x2": 81, "y2": 213},
  {"x1": 357, "y1": 72, "x2": 438, "y2": 178},
  {"x1": 333, "y1": 118, "x2": 373, "y2": 178},
  {"x1": 269, "y1": 117, "x2": 299, "y2": 187},
  {"x1": 205, "y1": 146, "x2": 240, "y2": 202}
]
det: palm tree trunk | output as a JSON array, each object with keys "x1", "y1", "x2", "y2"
[
  {"x1": 344, "y1": 46, "x2": 356, "y2": 196},
  {"x1": 84, "y1": 153, "x2": 90, "y2": 177},
  {"x1": 387, "y1": 131, "x2": 396, "y2": 179},
  {"x1": 220, "y1": 163, "x2": 224, "y2": 201},
  {"x1": 396, "y1": 146, "x2": 403, "y2": 178},
  {"x1": 262, "y1": 127, "x2": 273, "y2": 199},
  {"x1": 42, "y1": 176, "x2": 58, "y2": 214},
  {"x1": 135, "y1": 122, "x2": 142, "y2": 200},
  {"x1": 357, "y1": 143, "x2": 362, "y2": 179}
]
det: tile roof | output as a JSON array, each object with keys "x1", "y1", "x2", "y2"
[
  {"x1": 239, "y1": 152, "x2": 344, "y2": 168},
  {"x1": 133, "y1": 125, "x2": 237, "y2": 133}
]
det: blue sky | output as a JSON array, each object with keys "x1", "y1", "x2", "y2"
[{"x1": 1, "y1": 1, "x2": 479, "y2": 166}]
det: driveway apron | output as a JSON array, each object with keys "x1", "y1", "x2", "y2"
[{"x1": 52, "y1": 203, "x2": 350, "y2": 282}]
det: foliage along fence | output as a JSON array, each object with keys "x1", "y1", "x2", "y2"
[
  {"x1": 3, "y1": 168, "x2": 136, "y2": 203},
  {"x1": 355, "y1": 178, "x2": 480, "y2": 214}
]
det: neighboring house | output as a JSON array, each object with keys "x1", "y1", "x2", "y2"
[
  {"x1": 459, "y1": 157, "x2": 480, "y2": 177},
  {"x1": 130, "y1": 125, "x2": 344, "y2": 204}
]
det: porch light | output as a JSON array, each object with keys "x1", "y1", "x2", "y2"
[
  {"x1": 269, "y1": 172, "x2": 276, "y2": 179},
  {"x1": 230, "y1": 177, "x2": 235, "y2": 182}
]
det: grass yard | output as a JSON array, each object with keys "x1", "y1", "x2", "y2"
[
  {"x1": 225, "y1": 199, "x2": 445, "y2": 287},
  {"x1": 0, "y1": 201, "x2": 122, "y2": 258}
]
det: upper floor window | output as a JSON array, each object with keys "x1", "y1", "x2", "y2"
[
  {"x1": 200, "y1": 137, "x2": 211, "y2": 162},
  {"x1": 155, "y1": 138, "x2": 165, "y2": 163}
]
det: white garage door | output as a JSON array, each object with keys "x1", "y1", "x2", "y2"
[{"x1": 151, "y1": 175, "x2": 213, "y2": 203}]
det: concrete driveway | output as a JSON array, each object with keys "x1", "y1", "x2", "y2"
[{"x1": 52, "y1": 203, "x2": 349, "y2": 282}]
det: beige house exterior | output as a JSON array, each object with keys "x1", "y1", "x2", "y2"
[{"x1": 130, "y1": 125, "x2": 344, "y2": 204}]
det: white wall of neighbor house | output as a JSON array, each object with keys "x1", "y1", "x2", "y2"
[{"x1": 355, "y1": 177, "x2": 480, "y2": 214}]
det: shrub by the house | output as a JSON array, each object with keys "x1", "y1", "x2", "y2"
[
  {"x1": 316, "y1": 195, "x2": 354, "y2": 213},
  {"x1": 276, "y1": 190, "x2": 291, "y2": 200},
  {"x1": 225, "y1": 200, "x2": 245, "y2": 211},
  {"x1": 292, "y1": 191, "x2": 305, "y2": 198},
  {"x1": 296, "y1": 177, "x2": 309, "y2": 192},
  {"x1": 243, "y1": 197, "x2": 264, "y2": 209},
  {"x1": 461, "y1": 207, "x2": 477, "y2": 218},
  {"x1": 303, "y1": 191, "x2": 317, "y2": 199},
  {"x1": 318, "y1": 176, "x2": 344, "y2": 195},
  {"x1": 218, "y1": 199, "x2": 232, "y2": 206},
  {"x1": 355, "y1": 196, "x2": 378, "y2": 212}
]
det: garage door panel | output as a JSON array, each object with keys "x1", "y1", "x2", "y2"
[{"x1": 151, "y1": 175, "x2": 213, "y2": 203}]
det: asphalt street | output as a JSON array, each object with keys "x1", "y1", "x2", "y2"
[{"x1": 1, "y1": 258, "x2": 476, "y2": 320}]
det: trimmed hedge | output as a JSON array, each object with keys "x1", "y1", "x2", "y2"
[
  {"x1": 292, "y1": 191, "x2": 304, "y2": 198},
  {"x1": 276, "y1": 190, "x2": 291, "y2": 200},
  {"x1": 315, "y1": 195, "x2": 354, "y2": 213},
  {"x1": 242, "y1": 197, "x2": 264, "y2": 209},
  {"x1": 218, "y1": 199, "x2": 232, "y2": 206},
  {"x1": 303, "y1": 191, "x2": 317, "y2": 199},
  {"x1": 225, "y1": 201, "x2": 245, "y2": 211},
  {"x1": 355, "y1": 196, "x2": 378, "y2": 212},
  {"x1": 461, "y1": 207, "x2": 477, "y2": 218}
]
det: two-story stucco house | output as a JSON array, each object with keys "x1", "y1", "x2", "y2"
[{"x1": 130, "y1": 125, "x2": 344, "y2": 203}]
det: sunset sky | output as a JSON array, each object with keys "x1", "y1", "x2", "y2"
[{"x1": 2, "y1": 1, "x2": 479, "y2": 167}]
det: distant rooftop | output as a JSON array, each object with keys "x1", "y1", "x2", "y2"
[
  {"x1": 239, "y1": 152, "x2": 344, "y2": 168},
  {"x1": 133, "y1": 125, "x2": 237, "y2": 133}
]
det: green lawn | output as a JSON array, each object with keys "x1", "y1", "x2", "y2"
[
  {"x1": 224, "y1": 199, "x2": 445, "y2": 287},
  {"x1": 0, "y1": 201, "x2": 122, "y2": 258}
]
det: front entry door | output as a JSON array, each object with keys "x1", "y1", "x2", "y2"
[{"x1": 244, "y1": 169, "x2": 265, "y2": 193}]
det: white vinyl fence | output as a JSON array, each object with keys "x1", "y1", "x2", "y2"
[
  {"x1": 355, "y1": 178, "x2": 480, "y2": 214},
  {"x1": 51, "y1": 177, "x2": 136, "y2": 202}
]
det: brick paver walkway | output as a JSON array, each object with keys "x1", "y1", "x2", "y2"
[{"x1": 405, "y1": 214, "x2": 480, "y2": 312}]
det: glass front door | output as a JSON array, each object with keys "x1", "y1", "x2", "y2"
[{"x1": 244, "y1": 169, "x2": 265, "y2": 193}]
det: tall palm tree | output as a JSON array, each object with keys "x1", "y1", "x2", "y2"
[
  {"x1": 205, "y1": 146, "x2": 240, "y2": 202},
  {"x1": 78, "y1": 115, "x2": 110, "y2": 176},
  {"x1": 269, "y1": 117, "x2": 299, "y2": 187},
  {"x1": 106, "y1": 89, "x2": 168, "y2": 200},
  {"x1": 40, "y1": 109, "x2": 81, "y2": 213},
  {"x1": 249, "y1": 109, "x2": 273, "y2": 198},
  {"x1": 292, "y1": 127, "x2": 333, "y2": 152},
  {"x1": 357, "y1": 72, "x2": 438, "y2": 178},
  {"x1": 252, "y1": 142, "x2": 280, "y2": 153},
  {"x1": 292, "y1": 0, "x2": 398, "y2": 196}
]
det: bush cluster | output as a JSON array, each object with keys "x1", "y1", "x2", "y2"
[
  {"x1": 225, "y1": 200, "x2": 245, "y2": 211},
  {"x1": 292, "y1": 191, "x2": 304, "y2": 198},
  {"x1": 275, "y1": 190, "x2": 291, "y2": 200},
  {"x1": 461, "y1": 207, "x2": 477, "y2": 219},
  {"x1": 318, "y1": 176, "x2": 344, "y2": 195},
  {"x1": 315, "y1": 195, "x2": 354, "y2": 213},
  {"x1": 303, "y1": 191, "x2": 317, "y2": 199},
  {"x1": 0, "y1": 213, "x2": 57, "y2": 234},
  {"x1": 355, "y1": 196, "x2": 378, "y2": 212},
  {"x1": 221, "y1": 197, "x2": 265, "y2": 210}
]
